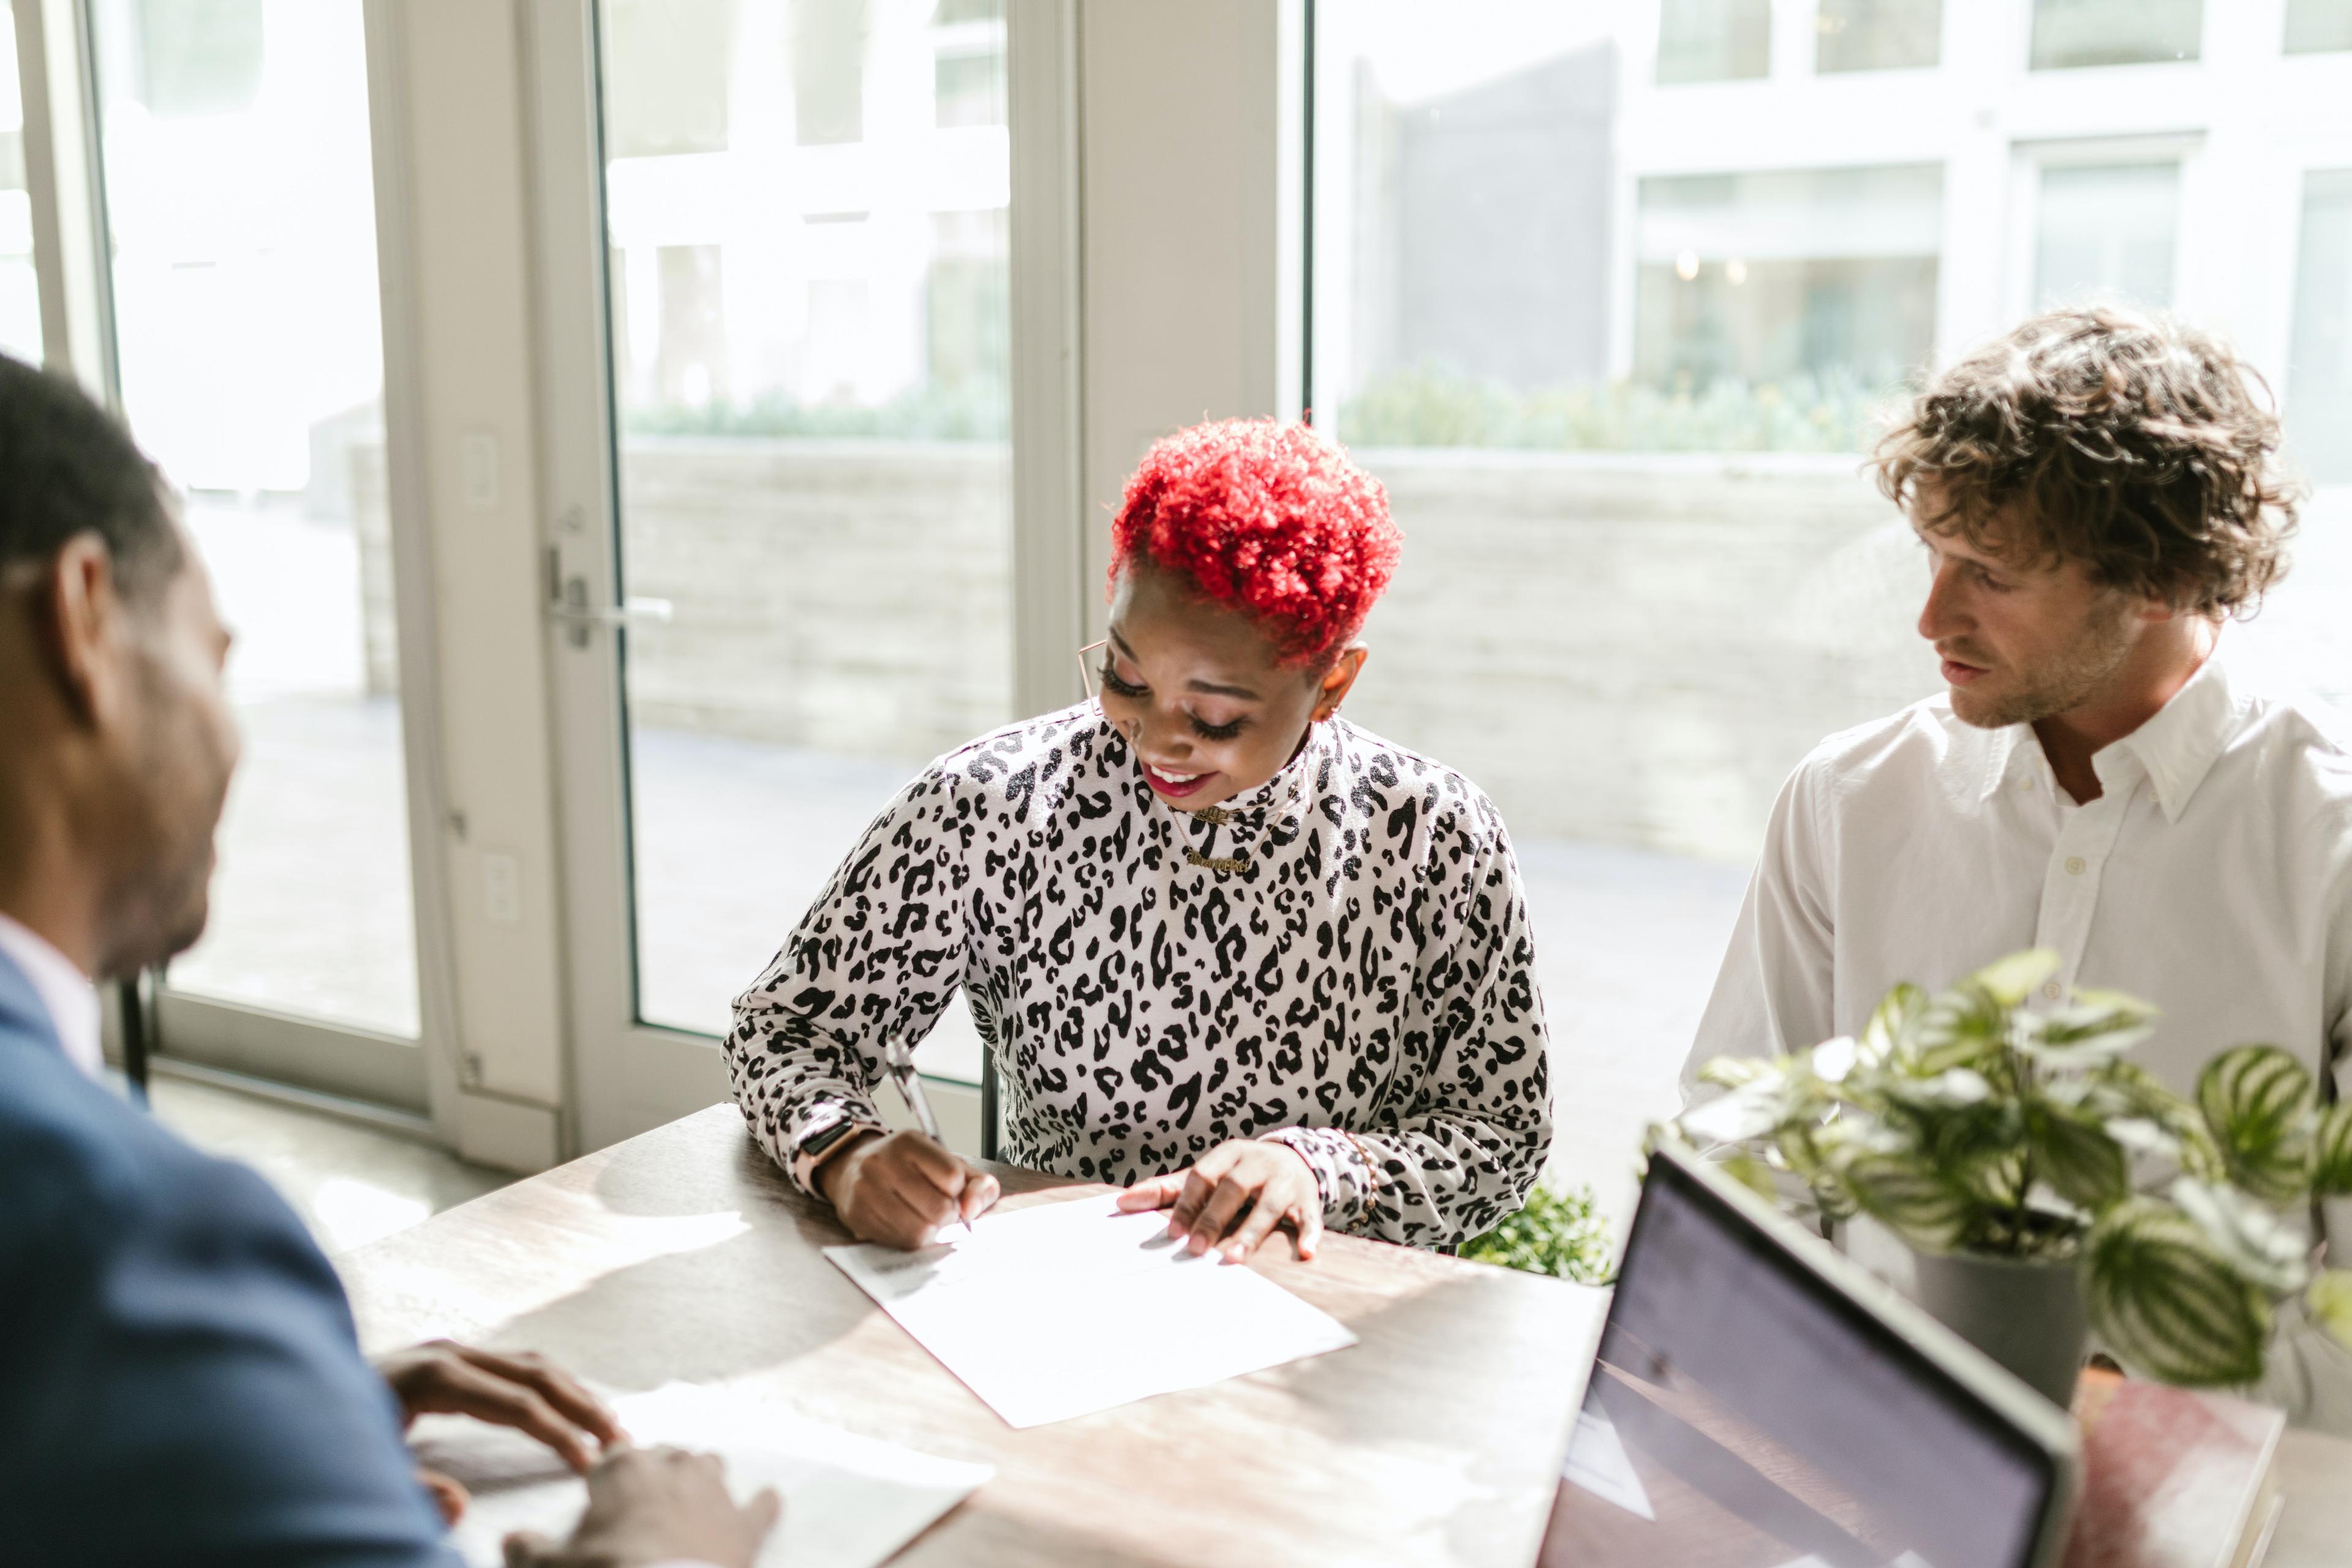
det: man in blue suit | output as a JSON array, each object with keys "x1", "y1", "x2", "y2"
[{"x1": 0, "y1": 355, "x2": 778, "y2": 1566}]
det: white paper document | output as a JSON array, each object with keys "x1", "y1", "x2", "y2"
[
  {"x1": 411, "y1": 1382, "x2": 990, "y2": 1568},
  {"x1": 824, "y1": 1193, "x2": 1359, "y2": 1428}
]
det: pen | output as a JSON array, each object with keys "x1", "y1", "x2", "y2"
[
  {"x1": 883, "y1": 1031, "x2": 943, "y2": 1143},
  {"x1": 883, "y1": 1032, "x2": 972, "y2": 1242}
]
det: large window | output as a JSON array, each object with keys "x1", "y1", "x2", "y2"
[
  {"x1": 1634, "y1": 165, "x2": 1940, "y2": 417},
  {"x1": 1311, "y1": 2, "x2": 2352, "y2": 1218},
  {"x1": 597, "y1": 0, "x2": 1009, "y2": 1079},
  {"x1": 2286, "y1": 0, "x2": 2352, "y2": 55},
  {"x1": 2029, "y1": 0, "x2": 2203, "y2": 69},
  {"x1": 1816, "y1": 0, "x2": 1942, "y2": 74},
  {"x1": 92, "y1": 0, "x2": 418, "y2": 1039},
  {"x1": 2290, "y1": 170, "x2": 2352, "y2": 483},
  {"x1": 0, "y1": 2, "x2": 41, "y2": 363},
  {"x1": 2033, "y1": 159, "x2": 2181, "y2": 310},
  {"x1": 1655, "y1": 0, "x2": 1770, "y2": 85}
]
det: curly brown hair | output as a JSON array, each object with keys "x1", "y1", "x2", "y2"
[{"x1": 1873, "y1": 305, "x2": 2297, "y2": 616}]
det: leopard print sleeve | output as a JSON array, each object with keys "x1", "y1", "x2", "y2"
[
  {"x1": 723, "y1": 762, "x2": 971, "y2": 1194},
  {"x1": 1264, "y1": 798, "x2": 1552, "y2": 1247}
]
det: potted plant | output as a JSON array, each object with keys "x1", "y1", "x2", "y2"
[{"x1": 1675, "y1": 949, "x2": 2352, "y2": 1406}]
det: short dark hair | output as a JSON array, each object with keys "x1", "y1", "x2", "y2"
[
  {"x1": 1873, "y1": 306, "x2": 2295, "y2": 616},
  {"x1": 0, "y1": 352, "x2": 180, "y2": 601}
]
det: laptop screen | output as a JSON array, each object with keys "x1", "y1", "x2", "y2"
[{"x1": 1540, "y1": 1147, "x2": 2067, "y2": 1568}]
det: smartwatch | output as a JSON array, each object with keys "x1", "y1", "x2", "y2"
[{"x1": 800, "y1": 1115, "x2": 869, "y2": 1165}]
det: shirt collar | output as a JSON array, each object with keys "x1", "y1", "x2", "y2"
[
  {"x1": 2109, "y1": 645, "x2": 2241, "y2": 823},
  {"x1": 0, "y1": 911, "x2": 102, "y2": 1079},
  {"x1": 1969, "y1": 642, "x2": 2242, "y2": 823},
  {"x1": 1218, "y1": 718, "x2": 1336, "y2": 823}
]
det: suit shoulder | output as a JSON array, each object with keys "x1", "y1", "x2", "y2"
[
  {"x1": 0, "y1": 1035, "x2": 311, "y2": 1278},
  {"x1": 0, "y1": 1039, "x2": 158, "y2": 1251}
]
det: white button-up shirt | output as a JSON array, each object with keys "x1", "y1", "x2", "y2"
[
  {"x1": 0, "y1": 910, "x2": 100, "y2": 1079},
  {"x1": 1687, "y1": 644, "x2": 2352, "y2": 1426}
]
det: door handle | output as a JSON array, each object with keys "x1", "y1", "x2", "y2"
[{"x1": 549, "y1": 571, "x2": 673, "y2": 647}]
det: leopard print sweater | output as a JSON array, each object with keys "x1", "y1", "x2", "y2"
[{"x1": 723, "y1": 702, "x2": 1553, "y2": 1248}]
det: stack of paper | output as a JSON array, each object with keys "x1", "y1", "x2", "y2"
[
  {"x1": 410, "y1": 1382, "x2": 990, "y2": 1568},
  {"x1": 825, "y1": 1193, "x2": 1359, "y2": 1428}
]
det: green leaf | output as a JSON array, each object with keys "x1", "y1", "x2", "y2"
[
  {"x1": 1951, "y1": 1145, "x2": 2029, "y2": 1212},
  {"x1": 1882, "y1": 1067, "x2": 1993, "y2": 1110},
  {"x1": 1677, "y1": 1079, "x2": 1796, "y2": 1147},
  {"x1": 2196, "y1": 1046, "x2": 2316, "y2": 1202},
  {"x1": 1811, "y1": 1036, "x2": 1860, "y2": 1084},
  {"x1": 2086, "y1": 1198, "x2": 2272, "y2": 1387},
  {"x1": 1861, "y1": 982, "x2": 1927, "y2": 1066},
  {"x1": 2309, "y1": 1270, "x2": 2352, "y2": 1353},
  {"x1": 2027, "y1": 1104, "x2": 2130, "y2": 1212},
  {"x1": 1909, "y1": 982, "x2": 2011, "y2": 1075},
  {"x1": 1972, "y1": 949, "x2": 2063, "y2": 1009},
  {"x1": 1697, "y1": 1055, "x2": 1782, "y2": 1091},
  {"x1": 1461, "y1": 1183, "x2": 1616, "y2": 1285},
  {"x1": 2313, "y1": 1103, "x2": 2352, "y2": 1198},
  {"x1": 2090, "y1": 1060, "x2": 2226, "y2": 1182},
  {"x1": 1719, "y1": 1152, "x2": 1779, "y2": 1202},
  {"x1": 2018, "y1": 995, "x2": 2157, "y2": 1070},
  {"x1": 2167, "y1": 1177, "x2": 2312, "y2": 1295},
  {"x1": 1836, "y1": 1150, "x2": 1974, "y2": 1251}
]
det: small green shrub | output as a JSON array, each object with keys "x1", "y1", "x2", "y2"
[
  {"x1": 1461, "y1": 1182, "x2": 1617, "y2": 1284},
  {"x1": 625, "y1": 379, "x2": 1010, "y2": 442},
  {"x1": 1337, "y1": 360, "x2": 1904, "y2": 454}
]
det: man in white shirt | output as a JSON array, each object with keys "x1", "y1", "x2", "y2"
[
  {"x1": 0, "y1": 352, "x2": 772, "y2": 1567},
  {"x1": 1685, "y1": 304, "x2": 2352, "y2": 1427}
]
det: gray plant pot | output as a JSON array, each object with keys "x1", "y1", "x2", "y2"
[{"x1": 1908, "y1": 1247, "x2": 2090, "y2": 1409}]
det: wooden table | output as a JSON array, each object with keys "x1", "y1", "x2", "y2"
[{"x1": 337, "y1": 1106, "x2": 1600, "y2": 1567}]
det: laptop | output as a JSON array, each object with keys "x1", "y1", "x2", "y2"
[{"x1": 1538, "y1": 1136, "x2": 2080, "y2": 1568}]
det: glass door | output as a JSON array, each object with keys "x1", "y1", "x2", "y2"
[
  {"x1": 538, "y1": 0, "x2": 1063, "y2": 1152},
  {"x1": 82, "y1": 0, "x2": 432, "y2": 1111}
]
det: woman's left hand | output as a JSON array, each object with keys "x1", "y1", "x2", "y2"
[{"x1": 1115, "y1": 1139, "x2": 1324, "y2": 1263}]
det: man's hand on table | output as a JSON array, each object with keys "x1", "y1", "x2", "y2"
[
  {"x1": 376, "y1": 1340, "x2": 624, "y2": 1523},
  {"x1": 502, "y1": 1445, "x2": 781, "y2": 1568},
  {"x1": 819, "y1": 1128, "x2": 1001, "y2": 1249},
  {"x1": 1116, "y1": 1139, "x2": 1322, "y2": 1264}
]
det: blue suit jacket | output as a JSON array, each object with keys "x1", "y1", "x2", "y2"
[{"x1": 0, "y1": 948, "x2": 457, "y2": 1565}]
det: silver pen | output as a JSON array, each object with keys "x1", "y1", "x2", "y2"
[
  {"x1": 883, "y1": 1031, "x2": 972, "y2": 1241},
  {"x1": 883, "y1": 1030, "x2": 943, "y2": 1143}
]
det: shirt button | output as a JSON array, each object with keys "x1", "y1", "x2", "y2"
[
  {"x1": 2043, "y1": 980, "x2": 2063, "y2": 1001},
  {"x1": 2018, "y1": 776, "x2": 2035, "y2": 791},
  {"x1": 2064, "y1": 856, "x2": 2086, "y2": 875}
]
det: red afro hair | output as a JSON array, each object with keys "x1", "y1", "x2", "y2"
[{"x1": 1108, "y1": 418, "x2": 1401, "y2": 668}]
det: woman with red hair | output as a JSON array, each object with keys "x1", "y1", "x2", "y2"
[{"x1": 726, "y1": 419, "x2": 1551, "y2": 1259}]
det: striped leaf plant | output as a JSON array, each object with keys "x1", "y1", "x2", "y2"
[{"x1": 1676, "y1": 948, "x2": 2352, "y2": 1390}]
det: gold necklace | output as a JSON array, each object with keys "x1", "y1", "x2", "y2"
[{"x1": 1179, "y1": 764, "x2": 1305, "y2": 875}]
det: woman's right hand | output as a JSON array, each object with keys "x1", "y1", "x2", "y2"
[{"x1": 818, "y1": 1129, "x2": 1001, "y2": 1248}]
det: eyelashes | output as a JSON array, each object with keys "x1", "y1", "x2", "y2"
[{"x1": 1098, "y1": 662, "x2": 1247, "y2": 741}]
